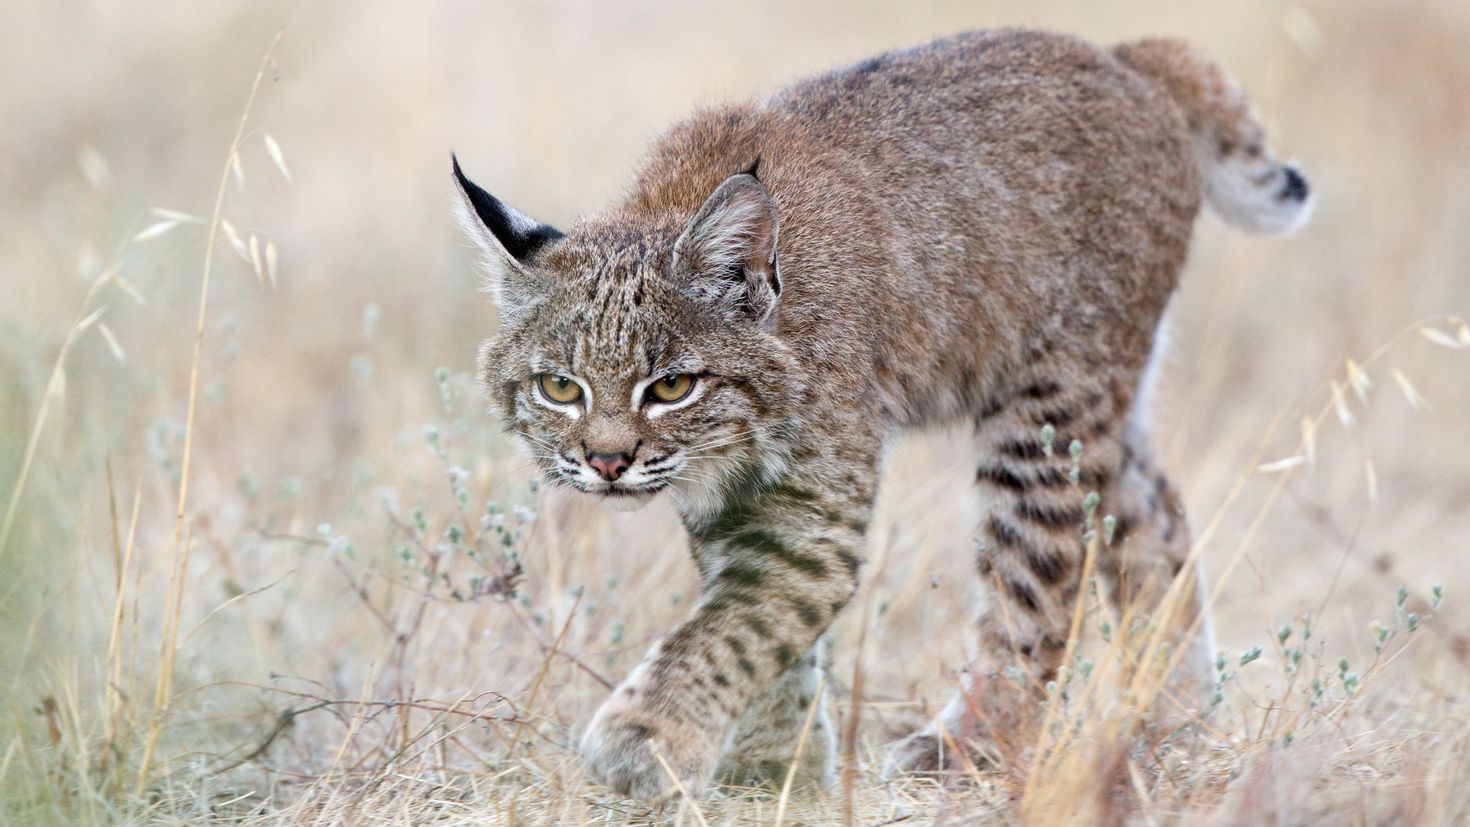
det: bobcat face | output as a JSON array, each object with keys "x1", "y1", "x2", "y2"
[
  {"x1": 458, "y1": 159, "x2": 799, "y2": 514},
  {"x1": 479, "y1": 272, "x2": 786, "y2": 513}
]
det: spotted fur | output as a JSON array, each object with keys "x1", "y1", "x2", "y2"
[{"x1": 454, "y1": 29, "x2": 1309, "y2": 801}]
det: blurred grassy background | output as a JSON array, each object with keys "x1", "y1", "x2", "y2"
[{"x1": 3, "y1": 0, "x2": 1469, "y2": 822}]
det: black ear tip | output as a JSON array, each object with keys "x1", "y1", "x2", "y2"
[
  {"x1": 450, "y1": 156, "x2": 563, "y2": 261},
  {"x1": 452, "y1": 154, "x2": 492, "y2": 205},
  {"x1": 741, "y1": 156, "x2": 762, "y2": 181}
]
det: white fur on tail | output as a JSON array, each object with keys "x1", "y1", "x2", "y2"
[
  {"x1": 1199, "y1": 149, "x2": 1314, "y2": 235},
  {"x1": 1115, "y1": 37, "x2": 1314, "y2": 236}
]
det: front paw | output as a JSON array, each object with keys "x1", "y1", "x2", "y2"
[{"x1": 580, "y1": 695, "x2": 721, "y2": 802}]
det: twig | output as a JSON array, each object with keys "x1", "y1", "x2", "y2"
[
  {"x1": 331, "y1": 557, "x2": 398, "y2": 635},
  {"x1": 212, "y1": 700, "x2": 333, "y2": 775},
  {"x1": 650, "y1": 743, "x2": 710, "y2": 827},
  {"x1": 843, "y1": 524, "x2": 897, "y2": 826},
  {"x1": 251, "y1": 526, "x2": 328, "y2": 547},
  {"x1": 506, "y1": 598, "x2": 613, "y2": 690},
  {"x1": 521, "y1": 589, "x2": 584, "y2": 717},
  {"x1": 180, "y1": 568, "x2": 297, "y2": 647},
  {"x1": 775, "y1": 675, "x2": 827, "y2": 827},
  {"x1": 212, "y1": 691, "x2": 521, "y2": 776}
]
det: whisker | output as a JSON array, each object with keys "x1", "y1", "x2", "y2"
[
  {"x1": 683, "y1": 431, "x2": 764, "y2": 454},
  {"x1": 518, "y1": 432, "x2": 565, "y2": 456},
  {"x1": 683, "y1": 424, "x2": 772, "y2": 452}
]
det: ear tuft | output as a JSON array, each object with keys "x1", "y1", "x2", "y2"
[
  {"x1": 672, "y1": 171, "x2": 781, "y2": 325},
  {"x1": 451, "y1": 154, "x2": 563, "y2": 322},
  {"x1": 451, "y1": 154, "x2": 563, "y2": 261}
]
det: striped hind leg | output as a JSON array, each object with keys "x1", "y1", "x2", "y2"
[
  {"x1": 1098, "y1": 428, "x2": 1216, "y2": 708},
  {"x1": 883, "y1": 374, "x2": 1128, "y2": 775}
]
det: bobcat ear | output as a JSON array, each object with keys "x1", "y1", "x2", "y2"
[
  {"x1": 451, "y1": 154, "x2": 563, "y2": 320},
  {"x1": 672, "y1": 167, "x2": 781, "y2": 325}
]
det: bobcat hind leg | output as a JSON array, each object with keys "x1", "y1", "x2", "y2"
[{"x1": 1099, "y1": 430, "x2": 1217, "y2": 712}]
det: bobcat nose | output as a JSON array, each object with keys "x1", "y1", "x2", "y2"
[{"x1": 586, "y1": 450, "x2": 634, "y2": 482}]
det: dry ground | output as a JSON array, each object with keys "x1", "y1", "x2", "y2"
[{"x1": 3, "y1": 1, "x2": 1469, "y2": 824}]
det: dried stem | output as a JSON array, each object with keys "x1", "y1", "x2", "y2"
[{"x1": 135, "y1": 28, "x2": 286, "y2": 794}]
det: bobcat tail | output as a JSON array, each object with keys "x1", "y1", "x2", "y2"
[{"x1": 1114, "y1": 38, "x2": 1312, "y2": 235}]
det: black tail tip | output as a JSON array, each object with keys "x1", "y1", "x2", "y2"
[{"x1": 1279, "y1": 165, "x2": 1309, "y2": 203}]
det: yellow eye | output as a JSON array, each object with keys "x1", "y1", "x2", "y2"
[
  {"x1": 536, "y1": 374, "x2": 583, "y2": 405},
  {"x1": 648, "y1": 373, "x2": 695, "y2": 404}
]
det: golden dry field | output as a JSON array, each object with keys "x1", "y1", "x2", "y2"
[{"x1": 3, "y1": 1, "x2": 1469, "y2": 824}]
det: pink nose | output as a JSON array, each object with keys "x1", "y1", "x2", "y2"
[{"x1": 586, "y1": 451, "x2": 633, "y2": 482}]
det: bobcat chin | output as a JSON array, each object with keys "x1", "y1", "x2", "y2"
[{"x1": 453, "y1": 29, "x2": 1309, "y2": 802}]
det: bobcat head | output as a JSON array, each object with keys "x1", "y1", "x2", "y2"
[{"x1": 453, "y1": 156, "x2": 800, "y2": 515}]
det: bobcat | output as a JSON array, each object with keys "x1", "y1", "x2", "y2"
[{"x1": 453, "y1": 29, "x2": 1310, "y2": 802}]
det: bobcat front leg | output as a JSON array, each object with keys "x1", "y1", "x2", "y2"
[
  {"x1": 719, "y1": 639, "x2": 835, "y2": 788},
  {"x1": 580, "y1": 473, "x2": 869, "y2": 801}
]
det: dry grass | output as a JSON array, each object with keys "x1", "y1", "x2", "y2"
[{"x1": 3, "y1": 1, "x2": 1469, "y2": 824}]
